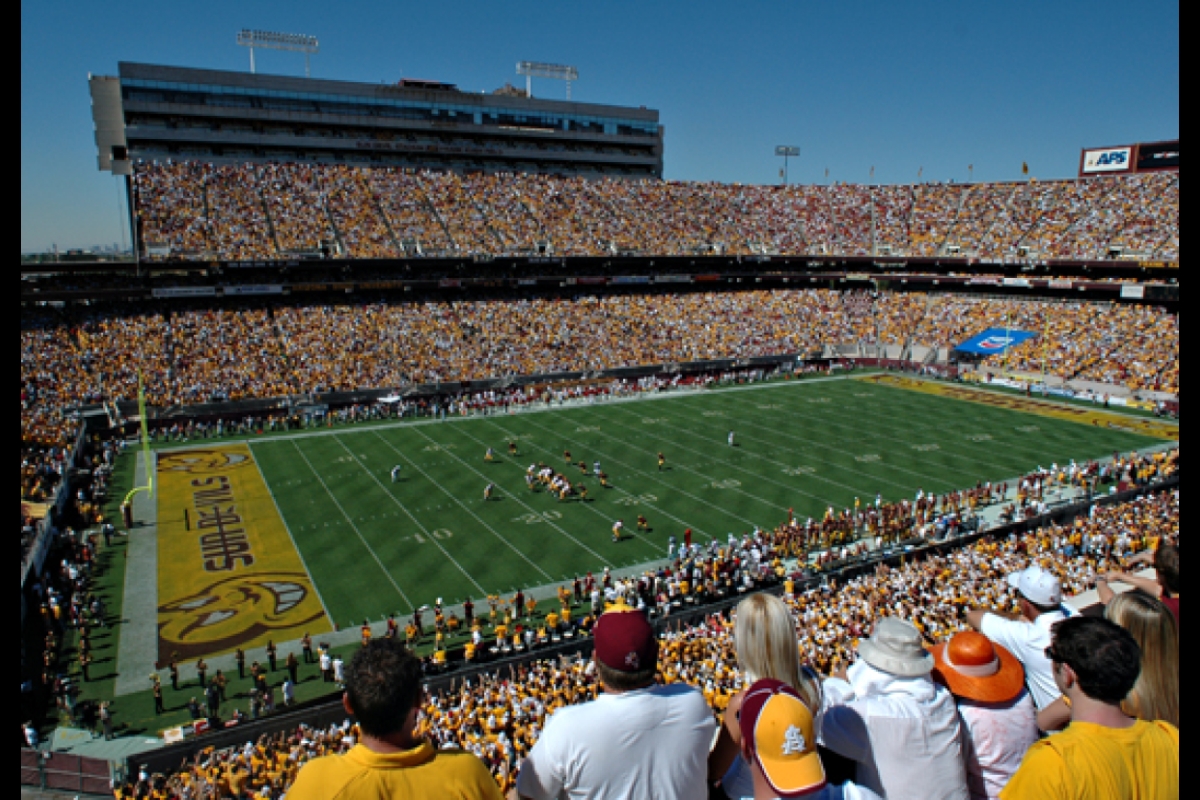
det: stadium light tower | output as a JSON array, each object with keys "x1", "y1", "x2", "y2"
[
  {"x1": 237, "y1": 29, "x2": 320, "y2": 77},
  {"x1": 775, "y1": 145, "x2": 800, "y2": 185},
  {"x1": 516, "y1": 61, "x2": 579, "y2": 100}
]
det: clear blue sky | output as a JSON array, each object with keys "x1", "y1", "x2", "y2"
[{"x1": 21, "y1": 0, "x2": 1178, "y2": 252}]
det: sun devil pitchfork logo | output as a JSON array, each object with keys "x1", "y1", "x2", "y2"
[
  {"x1": 159, "y1": 449, "x2": 249, "y2": 473},
  {"x1": 782, "y1": 725, "x2": 807, "y2": 755},
  {"x1": 158, "y1": 571, "x2": 325, "y2": 661}
]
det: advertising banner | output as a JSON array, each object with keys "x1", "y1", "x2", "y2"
[
  {"x1": 1080, "y1": 146, "x2": 1134, "y2": 175},
  {"x1": 954, "y1": 328, "x2": 1037, "y2": 354},
  {"x1": 152, "y1": 287, "x2": 218, "y2": 298},
  {"x1": 221, "y1": 285, "x2": 283, "y2": 296}
]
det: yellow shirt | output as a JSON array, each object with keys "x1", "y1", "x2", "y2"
[
  {"x1": 286, "y1": 741, "x2": 502, "y2": 800},
  {"x1": 1000, "y1": 719, "x2": 1178, "y2": 800}
]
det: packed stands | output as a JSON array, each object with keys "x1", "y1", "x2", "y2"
[
  {"x1": 204, "y1": 164, "x2": 277, "y2": 261},
  {"x1": 20, "y1": 290, "x2": 1179, "y2": 463},
  {"x1": 131, "y1": 162, "x2": 1179, "y2": 262},
  {"x1": 99, "y1": 483, "x2": 1178, "y2": 798}
]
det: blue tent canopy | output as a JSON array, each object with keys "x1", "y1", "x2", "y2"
[{"x1": 954, "y1": 328, "x2": 1037, "y2": 354}]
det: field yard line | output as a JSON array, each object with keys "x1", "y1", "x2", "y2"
[
  {"x1": 403, "y1": 426, "x2": 613, "y2": 565},
  {"x1": 857, "y1": 377, "x2": 1179, "y2": 442},
  {"x1": 666, "y1": 399, "x2": 967, "y2": 491},
  {"x1": 247, "y1": 440, "x2": 335, "y2": 628},
  {"x1": 365, "y1": 430, "x2": 554, "y2": 582},
  {"x1": 518, "y1": 413, "x2": 770, "y2": 530},
  {"x1": 579, "y1": 405, "x2": 852, "y2": 506},
  {"x1": 467, "y1": 419, "x2": 716, "y2": 544},
  {"x1": 328, "y1": 436, "x2": 489, "y2": 597},
  {"x1": 712, "y1": 415, "x2": 960, "y2": 492},
  {"x1": 729, "y1": 398, "x2": 1041, "y2": 479},
  {"x1": 144, "y1": 371, "x2": 1169, "y2": 454},
  {"x1": 725, "y1": 387, "x2": 1129, "y2": 476},
  {"x1": 600, "y1": 402, "x2": 917, "y2": 496},
  {"x1": 289, "y1": 440, "x2": 416, "y2": 611},
  {"x1": 857, "y1": 375, "x2": 1179, "y2": 428},
  {"x1": 771, "y1": 384, "x2": 1106, "y2": 466},
  {"x1": 143, "y1": 374, "x2": 876, "y2": 451}
]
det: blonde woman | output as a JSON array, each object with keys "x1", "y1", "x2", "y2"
[
  {"x1": 1106, "y1": 591, "x2": 1179, "y2": 727},
  {"x1": 708, "y1": 592, "x2": 823, "y2": 798},
  {"x1": 1037, "y1": 590, "x2": 1179, "y2": 731}
]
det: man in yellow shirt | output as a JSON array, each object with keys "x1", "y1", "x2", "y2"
[
  {"x1": 1001, "y1": 616, "x2": 1178, "y2": 800},
  {"x1": 286, "y1": 639, "x2": 501, "y2": 799}
]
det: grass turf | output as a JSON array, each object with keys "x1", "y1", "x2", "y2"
[
  {"x1": 52, "y1": 373, "x2": 1165, "y2": 736},
  {"x1": 249, "y1": 374, "x2": 1159, "y2": 625}
]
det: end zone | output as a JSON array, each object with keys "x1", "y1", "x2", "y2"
[{"x1": 155, "y1": 445, "x2": 331, "y2": 663}]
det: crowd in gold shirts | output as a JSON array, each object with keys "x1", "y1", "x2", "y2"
[{"x1": 132, "y1": 161, "x2": 1178, "y2": 261}]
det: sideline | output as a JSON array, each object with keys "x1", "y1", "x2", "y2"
[
  {"x1": 115, "y1": 450, "x2": 160, "y2": 696},
  {"x1": 144, "y1": 372, "x2": 865, "y2": 449},
  {"x1": 145, "y1": 370, "x2": 1173, "y2": 452}
]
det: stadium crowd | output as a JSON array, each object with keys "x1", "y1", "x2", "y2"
[
  {"x1": 26, "y1": 117, "x2": 1182, "y2": 800},
  {"x1": 20, "y1": 289, "x2": 1178, "y2": 481},
  {"x1": 132, "y1": 161, "x2": 1179, "y2": 262},
  {"x1": 104, "y1": 478, "x2": 1178, "y2": 799}
]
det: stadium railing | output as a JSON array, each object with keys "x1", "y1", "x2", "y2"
[
  {"x1": 22, "y1": 426, "x2": 90, "y2": 589},
  {"x1": 19, "y1": 747, "x2": 113, "y2": 795}
]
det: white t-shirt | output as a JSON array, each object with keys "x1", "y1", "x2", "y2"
[
  {"x1": 955, "y1": 691, "x2": 1038, "y2": 800},
  {"x1": 979, "y1": 609, "x2": 1073, "y2": 711},
  {"x1": 516, "y1": 682, "x2": 715, "y2": 800}
]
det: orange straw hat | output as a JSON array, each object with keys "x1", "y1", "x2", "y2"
[{"x1": 930, "y1": 631, "x2": 1025, "y2": 704}]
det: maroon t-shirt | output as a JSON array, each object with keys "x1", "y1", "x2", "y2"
[{"x1": 1161, "y1": 594, "x2": 1179, "y2": 627}]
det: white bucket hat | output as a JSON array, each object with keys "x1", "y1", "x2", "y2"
[{"x1": 857, "y1": 617, "x2": 934, "y2": 677}]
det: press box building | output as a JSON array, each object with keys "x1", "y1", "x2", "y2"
[{"x1": 89, "y1": 62, "x2": 663, "y2": 179}]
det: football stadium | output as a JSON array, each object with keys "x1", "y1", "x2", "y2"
[{"x1": 22, "y1": 41, "x2": 1178, "y2": 800}]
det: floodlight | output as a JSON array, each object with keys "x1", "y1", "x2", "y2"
[
  {"x1": 237, "y1": 29, "x2": 320, "y2": 77},
  {"x1": 775, "y1": 145, "x2": 800, "y2": 184},
  {"x1": 516, "y1": 61, "x2": 579, "y2": 99}
]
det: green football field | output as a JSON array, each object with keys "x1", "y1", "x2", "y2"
[{"x1": 241, "y1": 374, "x2": 1162, "y2": 628}]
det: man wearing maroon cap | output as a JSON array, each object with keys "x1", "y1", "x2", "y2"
[{"x1": 513, "y1": 603, "x2": 714, "y2": 800}]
